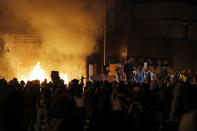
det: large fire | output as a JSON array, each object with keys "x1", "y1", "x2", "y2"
[
  {"x1": 60, "y1": 73, "x2": 69, "y2": 85},
  {"x1": 20, "y1": 62, "x2": 69, "y2": 84},
  {"x1": 29, "y1": 62, "x2": 46, "y2": 82}
]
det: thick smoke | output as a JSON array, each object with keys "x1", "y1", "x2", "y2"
[{"x1": 0, "y1": 0, "x2": 105, "y2": 81}]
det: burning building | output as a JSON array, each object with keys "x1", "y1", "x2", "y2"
[{"x1": 0, "y1": 0, "x2": 106, "y2": 82}]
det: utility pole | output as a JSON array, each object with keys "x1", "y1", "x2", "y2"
[{"x1": 104, "y1": 0, "x2": 109, "y2": 66}]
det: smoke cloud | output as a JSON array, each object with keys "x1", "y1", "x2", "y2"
[{"x1": 0, "y1": 0, "x2": 105, "y2": 81}]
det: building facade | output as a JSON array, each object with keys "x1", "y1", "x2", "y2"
[{"x1": 106, "y1": 0, "x2": 197, "y2": 71}]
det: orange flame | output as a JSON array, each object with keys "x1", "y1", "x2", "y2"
[
  {"x1": 20, "y1": 62, "x2": 69, "y2": 84},
  {"x1": 60, "y1": 73, "x2": 69, "y2": 85},
  {"x1": 29, "y1": 62, "x2": 46, "y2": 82}
]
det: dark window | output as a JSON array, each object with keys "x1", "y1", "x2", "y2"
[{"x1": 183, "y1": 21, "x2": 189, "y2": 39}]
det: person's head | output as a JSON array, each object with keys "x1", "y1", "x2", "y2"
[
  {"x1": 33, "y1": 80, "x2": 40, "y2": 85},
  {"x1": 71, "y1": 79, "x2": 79, "y2": 85},
  {"x1": 44, "y1": 79, "x2": 47, "y2": 83},
  {"x1": 20, "y1": 80, "x2": 25, "y2": 88},
  {"x1": 51, "y1": 71, "x2": 60, "y2": 83},
  {"x1": 13, "y1": 78, "x2": 17, "y2": 82}
]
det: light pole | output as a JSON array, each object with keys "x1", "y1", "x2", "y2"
[{"x1": 104, "y1": 0, "x2": 109, "y2": 66}]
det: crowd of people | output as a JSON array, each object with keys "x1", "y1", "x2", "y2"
[
  {"x1": 113, "y1": 61, "x2": 197, "y2": 85},
  {"x1": 0, "y1": 63, "x2": 197, "y2": 131}
]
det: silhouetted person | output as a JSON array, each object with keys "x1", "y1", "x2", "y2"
[
  {"x1": 115, "y1": 64, "x2": 123, "y2": 81},
  {"x1": 0, "y1": 89, "x2": 24, "y2": 131}
]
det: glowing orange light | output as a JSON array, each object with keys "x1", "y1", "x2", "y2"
[
  {"x1": 20, "y1": 62, "x2": 46, "y2": 82},
  {"x1": 19, "y1": 62, "x2": 69, "y2": 84},
  {"x1": 60, "y1": 73, "x2": 69, "y2": 84},
  {"x1": 29, "y1": 62, "x2": 46, "y2": 82}
]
